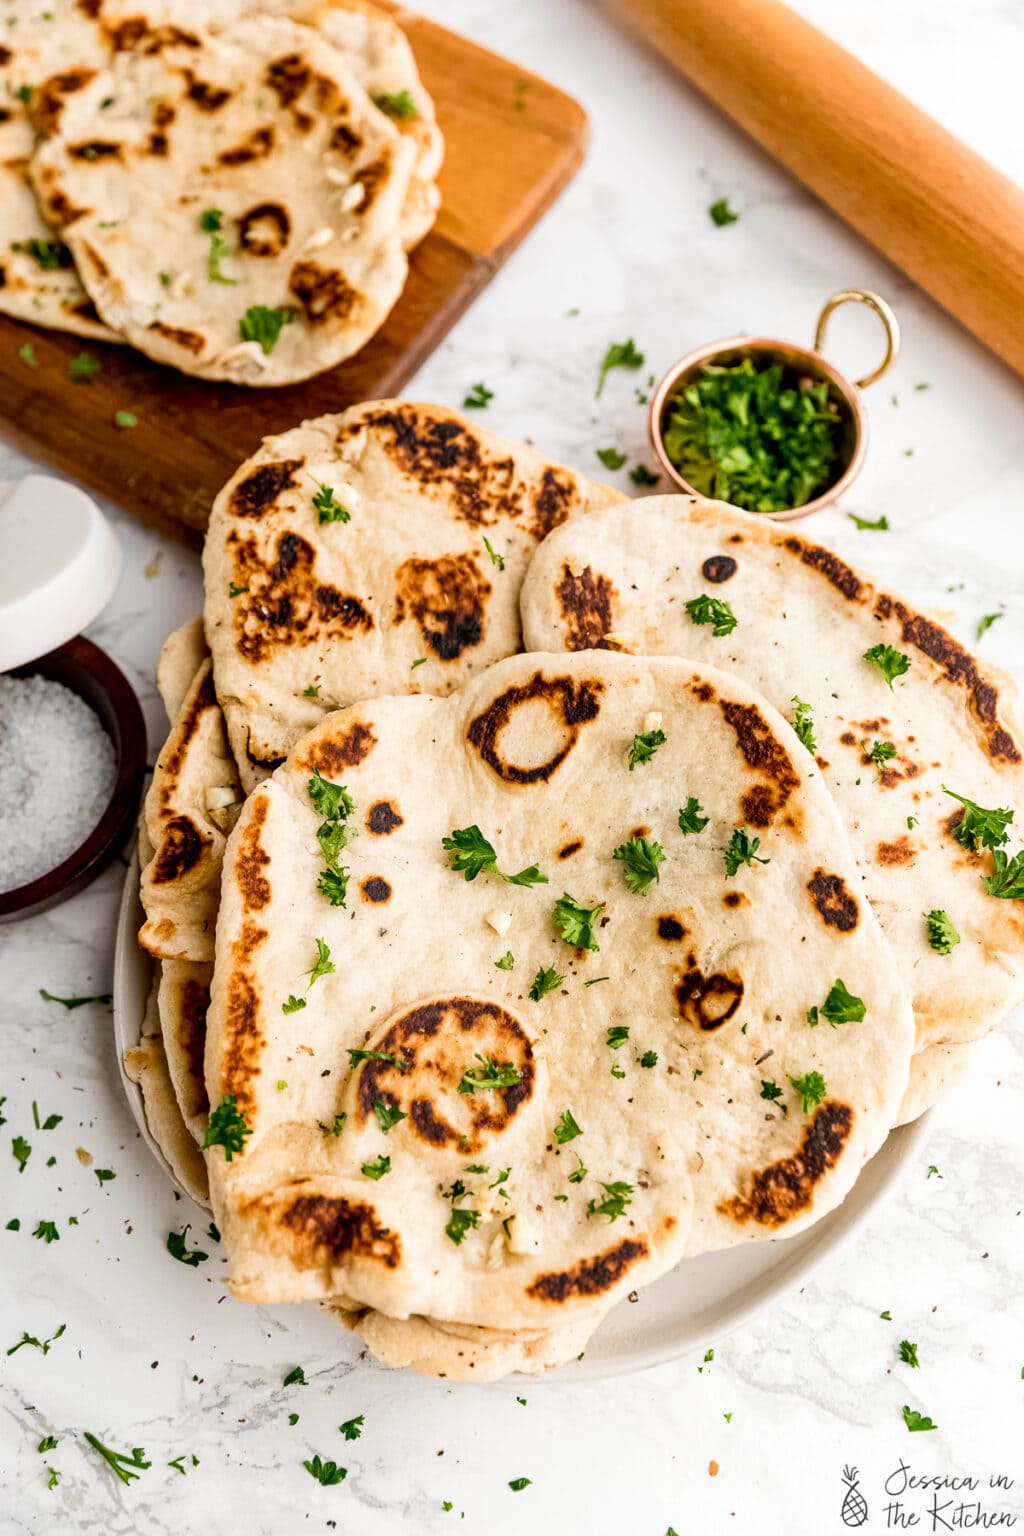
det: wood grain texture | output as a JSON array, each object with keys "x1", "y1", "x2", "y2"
[
  {"x1": 611, "y1": 0, "x2": 1024, "y2": 378},
  {"x1": 0, "y1": 7, "x2": 588, "y2": 546}
]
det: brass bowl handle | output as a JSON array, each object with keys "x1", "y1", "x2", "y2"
[{"x1": 814, "y1": 288, "x2": 900, "y2": 389}]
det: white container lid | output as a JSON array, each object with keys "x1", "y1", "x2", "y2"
[{"x1": 0, "y1": 474, "x2": 122, "y2": 672}]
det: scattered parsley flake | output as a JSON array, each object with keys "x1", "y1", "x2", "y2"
[
  {"x1": 283, "y1": 1365, "x2": 307, "y2": 1387},
  {"x1": 927, "y1": 1164, "x2": 940, "y2": 1178},
  {"x1": 304, "y1": 1454, "x2": 347, "y2": 1485},
  {"x1": 361, "y1": 1154, "x2": 391, "y2": 1180},
  {"x1": 791, "y1": 696, "x2": 816, "y2": 755},
  {"x1": 445, "y1": 1207, "x2": 480, "y2": 1245},
  {"x1": 976, "y1": 612, "x2": 1003, "y2": 640},
  {"x1": 902, "y1": 1405, "x2": 937, "y2": 1433},
  {"x1": 442, "y1": 825, "x2": 546, "y2": 886},
  {"x1": 880, "y1": 1310, "x2": 892, "y2": 1320},
  {"x1": 629, "y1": 464, "x2": 660, "y2": 486},
  {"x1": 83, "y1": 1433, "x2": 151, "y2": 1485},
  {"x1": 983, "y1": 847, "x2": 1024, "y2": 899},
  {"x1": 899, "y1": 1339, "x2": 920, "y2": 1368},
  {"x1": 228, "y1": 581, "x2": 248, "y2": 598},
  {"x1": 94, "y1": 1167, "x2": 115, "y2": 1185},
  {"x1": 596, "y1": 338, "x2": 644, "y2": 397},
  {"x1": 463, "y1": 382, "x2": 493, "y2": 409},
  {"x1": 308, "y1": 771, "x2": 355, "y2": 823},
  {"x1": 411, "y1": 657, "x2": 426, "y2": 669},
  {"x1": 628, "y1": 729, "x2": 666, "y2": 769},
  {"x1": 339, "y1": 1415, "x2": 364, "y2": 1440},
  {"x1": 788, "y1": 1071, "x2": 827, "y2": 1113},
  {"x1": 167, "y1": 1226, "x2": 208, "y2": 1267},
  {"x1": 24, "y1": 237, "x2": 70, "y2": 270},
  {"x1": 310, "y1": 478, "x2": 351, "y2": 524},
  {"x1": 202, "y1": 1096, "x2": 252, "y2": 1161},
  {"x1": 239, "y1": 304, "x2": 292, "y2": 355},
  {"x1": 553, "y1": 892, "x2": 604, "y2": 951},
  {"x1": 306, "y1": 937, "x2": 335, "y2": 988},
  {"x1": 6, "y1": 1323, "x2": 65, "y2": 1357},
  {"x1": 639, "y1": 1050, "x2": 658, "y2": 1068},
  {"x1": 863, "y1": 738, "x2": 897, "y2": 771},
  {"x1": 612, "y1": 835, "x2": 665, "y2": 896},
  {"x1": 495, "y1": 951, "x2": 515, "y2": 971},
  {"x1": 529, "y1": 965, "x2": 563, "y2": 1002},
  {"x1": 322, "y1": 1113, "x2": 347, "y2": 1137},
  {"x1": 568, "y1": 1160, "x2": 588, "y2": 1184},
  {"x1": 38, "y1": 1435, "x2": 59, "y2": 1452},
  {"x1": 283, "y1": 995, "x2": 306, "y2": 1014},
  {"x1": 553, "y1": 1110, "x2": 582, "y2": 1144},
  {"x1": 806, "y1": 978, "x2": 866, "y2": 1026},
  {"x1": 374, "y1": 89, "x2": 419, "y2": 119},
  {"x1": 303, "y1": 683, "x2": 320, "y2": 698},
  {"x1": 596, "y1": 446, "x2": 627, "y2": 470},
  {"x1": 942, "y1": 785, "x2": 1013, "y2": 852},
  {"x1": 708, "y1": 197, "x2": 738, "y2": 226},
  {"x1": 39, "y1": 989, "x2": 111, "y2": 1010},
  {"x1": 483, "y1": 535, "x2": 505, "y2": 570},
  {"x1": 723, "y1": 828, "x2": 769, "y2": 877},
  {"x1": 848, "y1": 512, "x2": 889, "y2": 531},
  {"x1": 458, "y1": 1054, "x2": 521, "y2": 1095},
  {"x1": 678, "y1": 797, "x2": 710, "y2": 835},
  {"x1": 926, "y1": 910, "x2": 960, "y2": 955},
  {"x1": 607, "y1": 1025, "x2": 630, "y2": 1049},
  {"x1": 348, "y1": 1049, "x2": 410, "y2": 1072},
  {"x1": 372, "y1": 1100, "x2": 407, "y2": 1133},
  {"x1": 509, "y1": 1477, "x2": 532, "y2": 1492},
  {"x1": 13, "y1": 1136, "x2": 31, "y2": 1172},
  {"x1": 685, "y1": 593, "x2": 737, "y2": 637},
  {"x1": 68, "y1": 353, "x2": 101, "y2": 383},
  {"x1": 19, "y1": 342, "x2": 37, "y2": 367},
  {"x1": 114, "y1": 410, "x2": 137, "y2": 429},
  {"x1": 760, "y1": 1080, "x2": 787, "y2": 1114},
  {"x1": 584, "y1": 975, "x2": 610, "y2": 986},
  {"x1": 863, "y1": 642, "x2": 911, "y2": 689},
  {"x1": 587, "y1": 1181, "x2": 633, "y2": 1221}
]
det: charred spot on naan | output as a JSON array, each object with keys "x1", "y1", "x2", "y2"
[
  {"x1": 784, "y1": 537, "x2": 866, "y2": 603},
  {"x1": 146, "y1": 101, "x2": 176, "y2": 156},
  {"x1": 289, "y1": 261, "x2": 361, "y2": 324},
  {"x1": 718, "y1": 1101, "x2": 853, "y2": 1228},
  {"x1": 873, "y1": 594, "x2": 1021, "y2": 763},
  {"x1": 151, "y1": 815, "x2": 208, "y2": 884},
  {"x1": 467, "y1": 672, "x2": 603, "y2": 785},
  {"x1": 298, "y1": 722, "x2": 377, "y2": 776},
  {"x1": 219, "y1": 919, "x2": 268, "y2": 1116},
  {"x1": 556, "y1": 564, "x2": 617, "y2": 650},
  {"x1": 229, "y1": 459, "x2": 303, "y2": 519},
  {"x1": 175, "y1": 974, "x2": 210, "y2": 1115},
  {"x1": 260, "y1": 1190, "x2": 400, "y2": 1270},
  {"x1": 559, "y1": 839, "x2": 583, "y2": 859},
  {"x1": 266, "y1": 52, "x2": 311, "y2": 108},
  {"x1": 68, "y1": 140, "x2": 123, "y2": 162},
  {"x1": 351, "y1": 999, "x2": 535, "y2": 1156},
  {"x1": 722, "y1": 891, "x2": 749, "y2": 909},
  {"x1": 657, "y1": 915, "x2": 686, "y2": 940},
  {"x1": 676, "y1": 957, "x2": 744, "y2": 1032},
  {"x1": 807, "y1": 871, "x2": 858, "y2": 931},
  {"x1": 230, "y1": 531, "x2": 372, "y2": 664},
  {"x1": 77, "y1": 241, "x2": 109, "y2": 282},
  {"x1": 360, "y1": 877, "x2": 391, "y2": 904},
  {"x1": 30, "y1": 69, "x2": 96, "y2": 136},
  {"x1": 346, "y1": 408, "x2": 522, "y2": 526},
  {"x1": 394, "y1": 553, "x2": 491, "y2": 662},
  {"x1": 156, "y1": 668, "x2": 219, "y2": 789},
  {"x1": 234, "y1": 797, "x2": 272, "y2": 911},
  {"x1": 702, "y1": 555, "x2": 737, "y2": 584},
  {"x1": 720, "y1": 700, "x2": 801, "y2": 828},
  {"x1": 31, "y1": 165, "x2": 89, "y2": 228},
  {"x1": 238, "y1": 203, "x2": 291, "y2": 258},
  {"x1": 875, "y1": 836, "x2": 916, "y2": 867},
  {"x1": 184, "y1": 70, "x2": 232, "y2": 112},
  {"x1": 216, "y1": 125, "x2": 275, "y2": 167},
  {"x1": 526, "y1": 1239, "x2": 648, "y2": 1303},
  {"x1": 367, "y1": 800, "x2": 403, "y2": 836},
  {"x1": 147, "y1": 320, "x2": 205, "y2": 354}
]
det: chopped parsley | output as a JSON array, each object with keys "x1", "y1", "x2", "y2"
[
  {"x1": 322, "y1": 1113, "x2": 347, "y2": 1137},
  {"x1": 942, "y1": 785, "x2": 1013, "y2": 852},
  {"x1": 83, "y1": 1433, "x2": 150, "y2": 1485},
  {"x1": 304, "y1": 1454, "x2": 347, "y2": 1485},
  {"x1": 306, "y1": 937, "x2": 335, "y2": 987},
  {"x1": 587, "y1": 1180, "x2": 633, "y2": 1222},
  {"x1": 902, "y1": 1406, "x2": 937, "y2": 1433},
  {"x1": 18, "y1": 342, "x2": 38, "y2": 367},
  {"x1": 664, "y1": 357, "x2": 841, "y2": 512},
  {"x1": 483, "y1": 535, "x2": 505, "y2": 570},
  {"x1": 607, "y1": 1026, "x2": 630, "y2": 1049},
  {"x1": 282, "y1": 995, "x2": 307, "y2": 1014},
  {"x1": 495, "y1": 951, "x2": 515, "y2": 971},
  {"x1": 13, "y1": 1136, "x2": 31, "y2": 1172},
  {"x1": 317, "y1": 819, "x2": 357, "y2": 869},
  {"x1": 200, "y1": 209, "x2": 236, "y2": 285},
  {"x1": 806, "y1": 978, "x2": 866, "y2": 1026},
  {"x1": 553, "y1": 1110, "x2": 583, "y2": 1144},
  {"x1": 24, "y1": 238, "x2": 71, "y2": 270},
  {"x1": 463, "y1": 382, "x2": 493, "y2": 409},
  {"x1": 926, "y1": 910, "x2": 960, "y2": 955},
  {"x1": 202, "y1": 1095, "x2": 252, "y2": 1161},
  {"x1": 239, "y1": 304, "x2": 292, "y2": 355},
  {"x1": 596, "y1": 338, "x2": 644, "y2": 397},
  {"x1": 723, "y1": 828, "x2": 769, "y2": 877},
  {"x1": 411, "y1": 657, "x2": 426, "y2": 669},
  {"x1": 678, "y1": 797, "x2": 710, "y2": 835},
  {"x1": 38, "y1": 1435, "x2": 59, "y2": 1452},
  {"x1": 848, "y1": 512, "x2": 890, "y2": 531},
  {"x1": 567, "y1": 1160, "x2": 588, "y2": 1184},
  {"x1": 880, "y1": 1310, "x2": 892, "y2": 1320},
  {"x1": 374, "y1": 89, "x2": 419, "y2": 119},
  {"x1": 553, "y1": 892, "x2": 604, "y2": 950},
  {"x1": 610, "y1": 1063, "x2": 625, "y2": 1079},
  {"x1": 94, "y1": 1167, "x2": 115, "y2": 1185},
  {"x1": 789, "y1": 1071, "x2": 827, "y2": 1113},
  {"x1": 685, "y1": 593, "x2": 737, "y2": 637},
  {"x1": 361, "y1": 1154, "x2": 391, "y2": 1180},
  {"x1": 629, "y1": 464, "x2": 660, "y2": 486},
  {"x1": 348, "y1": 1049, "x2": 410, "y2": 1072},
  {"x1": 442, "y1": 825, "x2": 547, "y2": 886},
  {"x1": 863, "y1": 738, "x2": 896, "y2": 771},
  {"x1": 166, "y1": 1226, "x2": 208, "y2": 1267},
  {"x1": 308, "y1": 771, "x2": 355, "y2": 823},
  {"x1": 339, "y1": 1416, "x2": 364, "y2": 1440},
  {"x1": 68, "y1": 353, "x2": 101, "y2": 383},
  {"x1": 791, "y1": 696, "x2": 816, "y2": 755},
  {"x1": 640, "y1": 1050, "x2": 658, "y2": 1068},
  {"x1": 38, "y1": 989, "x2": 111, "y2": 1009},
  {"x1": 708, "y1": 197, "x2": 739, "y2": 226},
  {"x1": 167, "y1": 1453, "x2": 199, "y2": 1475},
  {"x1": 612, "y1": 835, "x2": 665, "y2": 895},
  {"x1": 31, "y1": 1102, "x2": 60, "y2": 1131},
  {"x1": 529, "y1": 965, "x2": 563, "y2": 1002},
  {"x1": 310, "y1": 478, "x2": 351, "y2": 524},
  {"x1": 114, "y1": 410, "x2": 137, "y2": 429},
  {"x1": 596, "y1": 446, "x2": 627, "y2": 470},
  {"x1": 445, "y1": 1207, "x2": 480, "y2": 1245},
  {"x1": 372, "y1": 1100, "x2": 407, "y2": 1133},
  {"x1": 628, "y1": 729, "x2": 666, "y2": 769},
  {"x1": 458, "y1": 1055, "x2": 522, "y2": 1094},
  {"x1": 283, "y1": 1365, "x2": 306, "y2": 1386},
  {"x1": 863, "y1": 642, "x2": 911, "y2": 690},
  {"x1": 317, "y1": 868, "x2": 349, "y2": 906},
  {"x1": 977, "y1": 612, "x2": 1003, "y2": 640},
  {"x1": 760, "y1": 1080, "x2": 787, "y2": 1114},
  {"x1": 983, "y1": 848, "x2": 1024, "y2": 899},
  {"x1": 6, "y1": 1323, "x2": 65, "y2": 1357},
  {"x1": 303, "y1": 684, "x2": 320, "y2": 698},
  {"x1": 508, "y1": 1478, "x2": 532, "y2": 1492},
  {"x1": 898, "y1": 1340, "x2": 920, "y2": 1368}
]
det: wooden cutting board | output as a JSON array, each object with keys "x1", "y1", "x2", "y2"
[{"x1": 0, "y1": 6, "x2": 588, "y2": 547}]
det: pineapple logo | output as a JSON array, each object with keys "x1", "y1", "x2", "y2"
[{"x1": 841, "y1": 1465, "x2": 869, "y2": 1527}]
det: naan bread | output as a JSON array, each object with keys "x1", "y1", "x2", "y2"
[
  {"x1": 124, "y1": 968, "x2": 211, "y2": 1206},
  {"x1": 205, "y1": 651, "x2": 913, "y2": 1362},
  {"x1": 895, "y1": 1040, "x2": 978, "y2": 1126},
  {"x1": 521, "y1": 498, "x2": 1024, "y2": 1055},
  {"x1": 0, "y1": 7, "x2": 114, "y2": 336},
  {"x1": 30, "y1": 14, "x2": 417, "y2": 383},
  {"x1": 158, "y1": 959, "x2": 213, "y2": 1144},
  {"x1": 203, "y1": 400, "x2": 624, "y2": 789},
  {"x1": 139, "y1": 658, "x2": 243, "y2": 962}
]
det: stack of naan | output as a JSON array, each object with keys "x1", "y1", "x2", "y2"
[
  {"x1": 1, "y1": 0, "x2": 441, "y2": 382},
  {"x1": 129, "y1": 399, "x2": 1024, "y2": 1380}
]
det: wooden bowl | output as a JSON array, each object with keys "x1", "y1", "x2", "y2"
[
  {"x1": 649, "y1": 289, "x2": 900, "y2": 521},
  {"x1": 0, "y1": 636, "x2": 147, "y2": 922}
]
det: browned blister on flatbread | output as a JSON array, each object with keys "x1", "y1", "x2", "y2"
[{"x1": 204, "y1": 651, "x2": 914, "y2": 1343}]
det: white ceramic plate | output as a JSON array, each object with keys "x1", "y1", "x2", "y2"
[{"x1": 113, "y1": 855, "x2": 930, "y2": 1379}]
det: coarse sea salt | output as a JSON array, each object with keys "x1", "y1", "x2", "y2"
[{"x1": 0, "y1": 674, "x2": 116, "y2": 893}]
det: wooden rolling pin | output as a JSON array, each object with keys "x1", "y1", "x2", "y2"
[{"x1": 609, "y1": 0, "x2": 1024, "y2": 378}]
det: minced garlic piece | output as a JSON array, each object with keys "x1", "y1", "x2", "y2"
[
  {"x1": 643, "y1": 710, "x2": 663, "y2": 734},
  {"x1": 485, "y1": 908, "x2": 512, "y2": 937}
]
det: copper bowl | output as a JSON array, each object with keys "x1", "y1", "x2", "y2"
[
  {"x1": 0, "y1": 635, "x2": 147, "y2": 923},
  {"x1": 649, "y1": 288, "x2": 900, "y2": 521}
]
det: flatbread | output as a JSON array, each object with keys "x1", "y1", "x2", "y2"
[
  {"x1": 205, "y1": 650, "x2": 914, "y2": 1360},
  {"x1": 139, "y1": 658, "x2": 243, "y2": 962},
  {"x1": 895, "y1": 1040, "x2": 978, "y2": 1126},
  {"x1": 0, "y1": 7, "x2": 114, "y2": 336},
  {"x1": 158, "y1": 959, "x2": 213, "y2": 1144},
  {"x1": 203, "y1": 400, "x2": 625, "y2": 790},
  {"x1": 521, "y1": 497, "x2": 1024, "y2": 1055},
  {"x1": 30, "y1": 13, "x2": 417, "y2": 383},
  {"x1": 124, "y1": 968, "x2": 211, "y2": 1206},
  {"x1": 155, "y1": 615, "x2": 209, "y2": 718}
]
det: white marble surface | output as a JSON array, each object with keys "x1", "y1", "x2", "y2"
[{"x1": 2, "y1": 1, "x2": 1024, "y2": 1530}]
